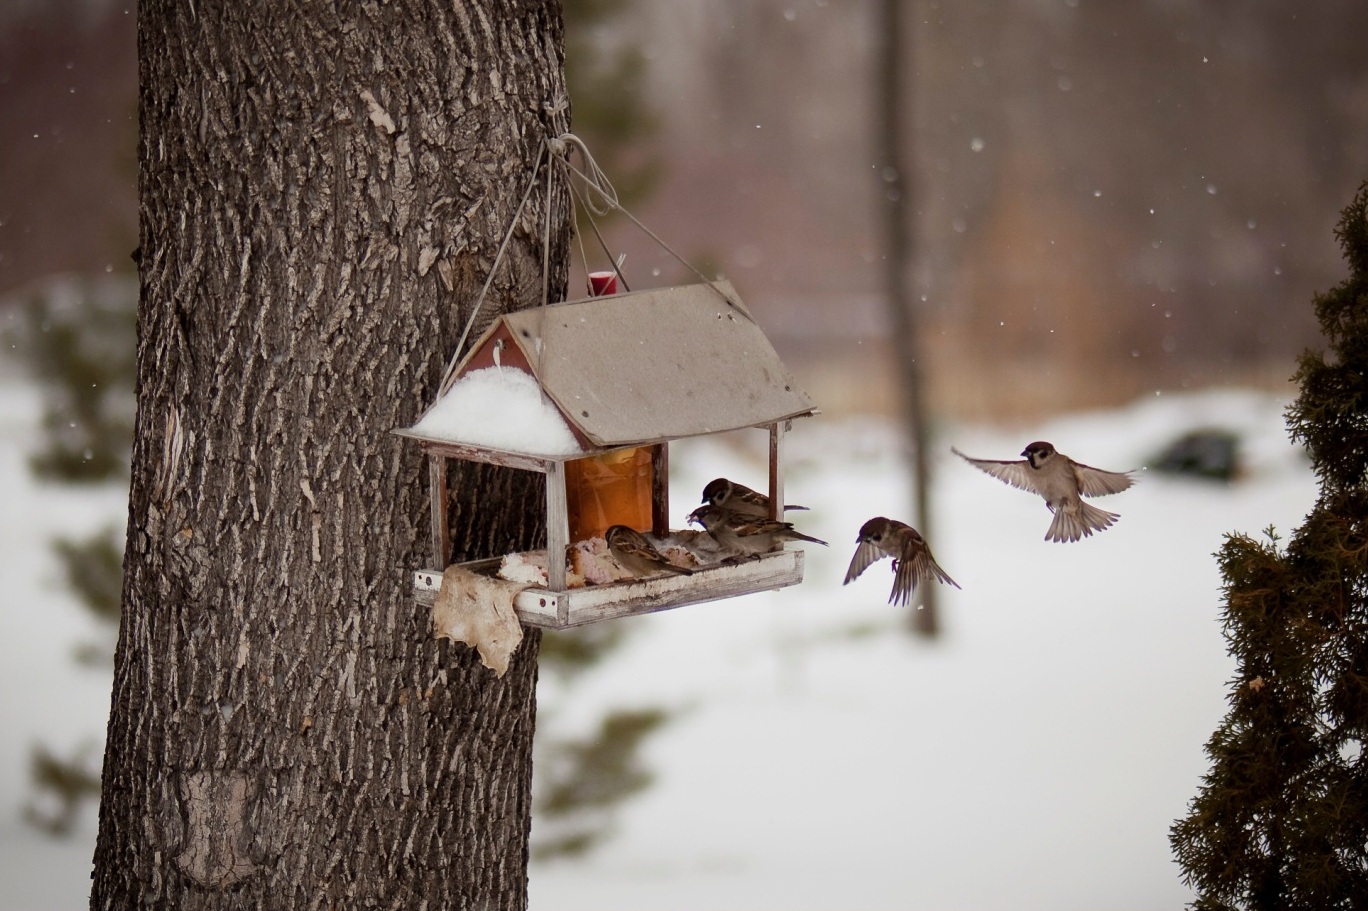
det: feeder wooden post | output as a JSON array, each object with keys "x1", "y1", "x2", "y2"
[
  {"x1": 429, "y1": 453, "x2": 450, "y2": 567},
  {"x1": 651, "y1": 443, "x2": 669, "y2": 536},
  {"x1": 768, "y1": 421, "x2": 787, "y2": 522},
  {"x1": 545, "y1": 459, "x2": 569, "y2": 591}
]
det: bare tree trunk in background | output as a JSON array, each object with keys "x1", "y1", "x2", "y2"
[
  {"x1": 92, "y1": 2, "x2": 570, "y2": 908},
  {"x1": 877, "y1": 0, "x2": 936, "y2": 635}
]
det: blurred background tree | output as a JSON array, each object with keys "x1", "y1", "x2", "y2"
[{"x1": 1171, "y1": 182, "x2": 1368, "y2": 910}]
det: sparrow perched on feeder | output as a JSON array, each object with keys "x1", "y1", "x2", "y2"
[
  {"x1": 687, "y1": 504, "x2": 827, "y2": 556},
  {"x1": 605, "y1": 525, "x2": 694, "y2": 578},
  {"x1": 843, "y1": 517, "x2": 959, "y2": 607},
  {"x1": 952, "y1": 441, "x2": 1135, "y2": 543},
  {"x1": 700, "y1": 477, "x2": 808, "y2": 519}
]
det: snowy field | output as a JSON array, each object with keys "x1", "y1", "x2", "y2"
[{"x1": 0, "y1": 374, "x2": 1317, "y2": 910}]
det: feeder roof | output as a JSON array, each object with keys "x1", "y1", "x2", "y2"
[{"x1": 410, "y1": 280, "x2": 816, "y2": 455}]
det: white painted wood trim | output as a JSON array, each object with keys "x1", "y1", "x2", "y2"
[
  {"x1": 545, "y1": 460, "x2": 569, "y2": 602},
  {"x1": 414, "y1": 548, "x2": 805, "y2": 630}
]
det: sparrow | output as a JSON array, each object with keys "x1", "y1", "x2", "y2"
[
  {"x1": 952, "y1": 441, "x2": 1135, "y2": 543},
  {"x1": 605, "y1": 525, "x2": 694, "y2": 578},
  {"x1": 700, "y1": 477, "x2": 808, "y2": 518},
  {"x1": 687, "y1": 504, "x2": 828, "y2": 556},
  {"x1": 843, "y1": 517, "x2": 960, "y2": 606}
]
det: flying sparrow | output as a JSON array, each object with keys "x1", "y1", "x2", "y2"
[
  {"x1": 687, "y1": 504, "x2": 827, "y2": 556},
  {"x1": 952, "y1": 441, "x2": 1135, "y2": 543},
  {"x1": 605, "y1": 525, "x2": 694, "y2": 578},
  {"x1": 700, "y1": 477, "x2": 808, "y2": 518},
  {"x1": 843, "y1": 517, "x2": 960, "y2": 606}
]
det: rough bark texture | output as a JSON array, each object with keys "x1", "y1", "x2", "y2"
[{"x1": 93, "y1": 2, "x2": 569, "y2": 908}]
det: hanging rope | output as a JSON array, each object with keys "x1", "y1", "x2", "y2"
[
  {"x1": 540, "y1": 137, "x2": 555, "y2": 312},
  {"x1": 437, "y1": 115, "x2": 745, "y2": 400},
  {"x1": 545, "y1": 131, "x2": 628, "y2": 292},
  {"x1": 566, "y1": 176, "x2": 631, "y2": 293},
  {"x1": 551, "y1": 133, "x2": 619, "y2": 216},
  {"x1": 440, "y1": 141, "x2": 549, "y2": 394},
  {"x1": 550, "y1": 134, "x2": 741, "y2": 311}
]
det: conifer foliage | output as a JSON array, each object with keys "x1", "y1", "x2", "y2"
[{"x1": 1171, "y1": 182, "x2": 1368, "y2": 910}]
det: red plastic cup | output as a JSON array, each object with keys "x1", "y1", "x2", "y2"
[{"x1": 587, "y1": 271, "x2": 618, "y2": 296}]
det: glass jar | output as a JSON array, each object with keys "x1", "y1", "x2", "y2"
[{"x1": 565, "y1": 446, "x2": 654, "y2": 542}]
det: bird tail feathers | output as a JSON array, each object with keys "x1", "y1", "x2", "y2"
[{"x1": 1045, "y1": 500, "x2": 1119, "y2": 543}]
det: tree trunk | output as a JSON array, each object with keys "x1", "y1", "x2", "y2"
[
  {"x1": 876, "y1": 0, "x2": 936, "y2": 635},
  {"x1": 93, "y1": 2, "x2": 569, "y2": 908}
]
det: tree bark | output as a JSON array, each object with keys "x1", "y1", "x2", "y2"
[{"x1": 93, "y1": 2, "x2": 569, "y2": 908}]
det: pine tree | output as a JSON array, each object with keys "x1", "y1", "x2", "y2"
[{"x1": 1171, "y1": 181, "x2": 1368, "y2": 910}]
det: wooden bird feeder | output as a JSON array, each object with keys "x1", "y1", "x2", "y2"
[{"x1": 396, "y1": 279, "x2": 818, "y2": 630}]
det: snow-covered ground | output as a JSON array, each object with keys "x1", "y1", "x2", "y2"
[{"x1": 0, "y1": 374, "x2": 1316, "y2": 910}]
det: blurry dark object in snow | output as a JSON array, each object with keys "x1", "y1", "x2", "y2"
[
  {"x1": 25, "y1": 744, "x2": 101, "y2": 838},
  {"x1": 2, "y1": 274, "x2": 136, "y2": 482},
  {"x1": 1152, "y1": 429, "x2": 1240, "y2": 481}
]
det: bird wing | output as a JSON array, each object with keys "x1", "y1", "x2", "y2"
[
  {"x1": 889, "y1": 540, "x2": 961, "y2": 606},
  {"x1": 723, "y1": 514, "x2": 826, "y2": 547},
  {"x1": 952, "y1": 448, "x2": 1041, "y2": 495},
  {"x1": 908, "y1": 548, "x2": 960, "y2": 591},
  {"x1": 727, "y1": 516, "x2": 775, "y2": 537},
  {"x1": 889, "y1": 560, "x2": 915, "y2": 607},
  {"x1": 731, "y1": 484, "x2": 770, "y2": 509},
  {"x1": 1072, "y1": 462, "x2": 1134, "y2": 498},
  {"x1": 843, "y1": 540, "x2": 887, "y2": 585},
  {"x1": 735, "y1": 485, "x2": 808, "y2": 514}
]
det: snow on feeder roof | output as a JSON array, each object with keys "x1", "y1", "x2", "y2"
[{"x1": 410, "y1": 366, "x2": 585, "y2": 458}]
